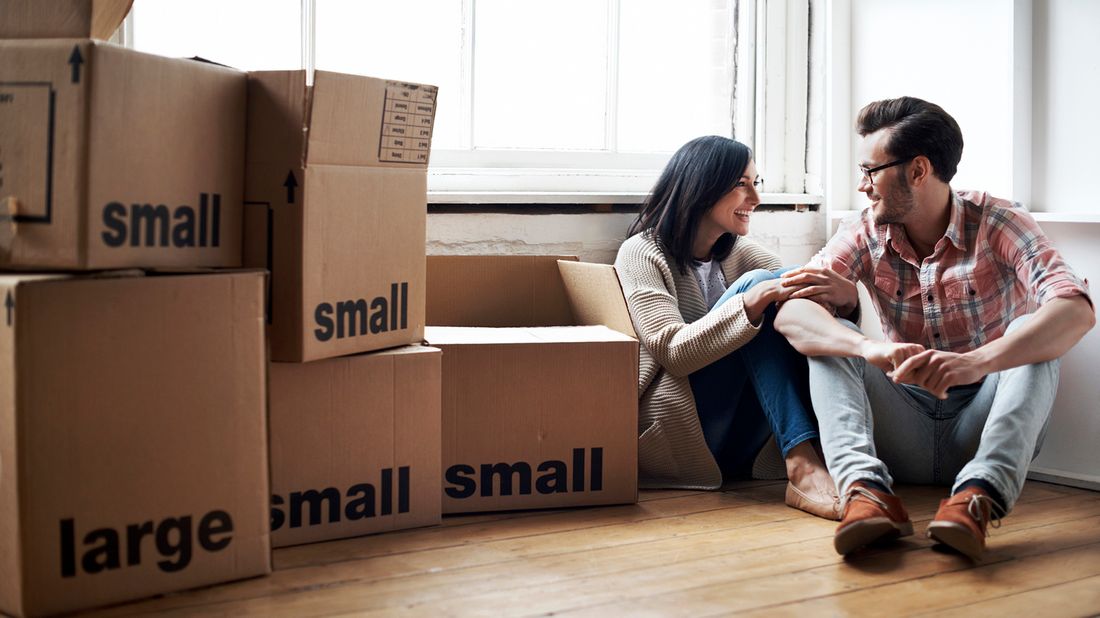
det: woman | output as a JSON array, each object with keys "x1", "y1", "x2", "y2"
[{"x1": 614, "y1": 135, "x2": 839, "y2": 519}]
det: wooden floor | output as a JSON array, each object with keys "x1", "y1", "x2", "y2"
[{"x1": 83, "y1": 480, "x2": 1100, "y2": 617}]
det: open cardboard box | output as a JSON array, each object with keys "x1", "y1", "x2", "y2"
[
  {"x1": 244, "y1": 70, "x2": 437, "y2": 362},
  {"x1": 0, "y1": 0, "x2": 133, "y2": 40},
  {"x1": 425, "y1": 255, "x2": 639, "y2": 514}
]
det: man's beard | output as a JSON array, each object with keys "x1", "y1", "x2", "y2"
[{"x1": 872, "y1": 180, "x2": 916, "y2": 225}]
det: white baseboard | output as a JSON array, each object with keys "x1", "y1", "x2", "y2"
[{"x1": 1027, "y1": 467, "x2": 1100, "y2": 492}]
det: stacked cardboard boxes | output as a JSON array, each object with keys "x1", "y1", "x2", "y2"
[
  {"x1": 0, "y1": 1, "x2": 645, "y2": 614},
  {"x1": 0, "y1": 4, "x2": 272, "y2": 615},
  {"x1": 243, "y1": 69, "x2": 445, "y2": 549}
]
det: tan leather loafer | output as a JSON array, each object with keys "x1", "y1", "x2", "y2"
[{"x1": 785, "y1": 481, "x2": 842, "y2": 521}]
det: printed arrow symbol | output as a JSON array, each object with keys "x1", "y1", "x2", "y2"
[
  {"x1": 4, "y1": 291, "x2": 13, "y2": 327},
  {"x1": 284, "y1": 170, "x2": 298, "y2": 204},
  {"x1": 68, "y1": 46, "x2": 84, "y2": 84}
]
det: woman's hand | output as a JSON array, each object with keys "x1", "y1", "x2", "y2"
[
  {"x1": 780, "y1": 266, "x2": 859, "y2": 317},
  {"x1": 742, "y1": 278, "x2": 795, "y2": 324}
]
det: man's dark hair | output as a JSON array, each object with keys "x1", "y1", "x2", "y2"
[
  {"x1": 857, "y1": 96, "x2": 964, "y2": 183},
  {"x1": 628, "y1": 135, "x2": 752, "y2": 274}
]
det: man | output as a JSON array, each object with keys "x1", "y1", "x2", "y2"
[{"x1": 774, "y1": 96, "x2": 1094, "y2": 559}]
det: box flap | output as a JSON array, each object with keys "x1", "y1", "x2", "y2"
[
  {"x1": 425, "y1": 325, "x2": 634, "y2": 346},
  {"x1": 0, "y1": 274, "x2": 71, "y2": 286},
  {"x1": 246, "y1": 71, "x2": 309, "y2": 170},
  {"x1": 425, "y1": 326, "x2": 543, "y2": 346},
  {"x1": 0, "y1": 0, "x2": 132, "y2": 39},
  {"x1": 0, "y1": 279, "x2": 19, "y2": 617},
  {"x1": 307, "y1": 71, "x2": 438, "y2": 168},
  {"x1": 426, "y1": 255, "x2": 578, "y2": 327},
  {"x1": 557, "y1": 260, "x2": 637, "y2": 338}
]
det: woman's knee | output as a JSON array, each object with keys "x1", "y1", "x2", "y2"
[{"x1": 731, "y1": 268, "x2": 777, "y2": 292}]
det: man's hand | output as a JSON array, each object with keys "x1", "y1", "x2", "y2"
[
  {"x1": 890, "y1": 350, "x2": 989, "y2": 399},
  {"x1": 858, "y1": 339, "x2": 926, "y2": 375},
  {"x1": 781, "y1": 266, "x2": 859, "y2": 316}
]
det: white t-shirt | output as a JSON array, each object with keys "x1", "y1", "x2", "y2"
[{"x1": 691, "y1": 258, "x2": 727, "y2": 309}]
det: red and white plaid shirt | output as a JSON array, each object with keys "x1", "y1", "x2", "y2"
[{"x1": 810, "y1": 190, "x2": 1092, "y2": 353}]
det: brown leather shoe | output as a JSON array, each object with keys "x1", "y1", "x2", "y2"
[
  {"x1": 785, "y1": 481, "x2": 842, "y2": 521},
  {"x1": 834, "y1": 481, "x2": 914, "y2": 555},
  {"x1": 926, "y1": 486, "x2": 1005, "y2": 560}
]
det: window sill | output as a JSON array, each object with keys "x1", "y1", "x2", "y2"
[
  {"x1": 429, "y1": 191, "x2": 825, "y2": 206},
  {"x1": 828, "y1": 209, "x2": 1100, "y2": 224}
]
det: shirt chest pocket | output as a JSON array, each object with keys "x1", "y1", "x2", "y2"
[
  {"x1": 874, "y1": 271, "x2": 921, "y2": 309},
  {"x1": 941, "y1": 264, "x2": 1004, "y2": 320}
]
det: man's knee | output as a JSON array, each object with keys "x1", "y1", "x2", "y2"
[
  {"x1": 1005, "y1": 313, "x2": 1032, "y2": 335},
  {"x1": 834, "y1": 318, "x2": 864, "y2": 336}
]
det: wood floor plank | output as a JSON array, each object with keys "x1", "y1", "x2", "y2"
[
  {"x1": 86, "y1": 488, "x2": 1099, "y2": 617},
  {"x1": 82, "y1": 493, "x2": 793, "y2": 617},
  {"x1": 358, "y1": 495, "x2": 1100, "y2": 617},
  {"x1": 274, "y1": 489, "x2": 766, "y2": 569},
  {"x1": 736, "y1": 539, "x2": 1100, "y2": 617},
  {"x1": 74, "y1": 482, "x2": 1098, "y2": 618},
  {"x1": 928, "y1": 574, "x2": 1100, "y2": 617},
  {"x1": 567, "y1": 512, "x2": 1100, "y2": 617}
]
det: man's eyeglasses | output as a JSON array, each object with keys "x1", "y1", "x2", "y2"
[{"x1": 858, "y1": 157, "x2": 914, "y2": 186}]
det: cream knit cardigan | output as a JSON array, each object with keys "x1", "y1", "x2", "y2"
[{"x1": 614, "y1": 231, "x2": 783, "y2": 489}]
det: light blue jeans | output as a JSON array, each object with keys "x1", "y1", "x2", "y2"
[{"x1": 808, "y1": 315, "x2": 1058, "y2": 511}]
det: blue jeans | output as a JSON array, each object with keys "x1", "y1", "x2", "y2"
[
  {"x1": 809, "y1": 316, "x2": 1057, "y2": 511},
  {"x1": 688, "y1": 268, "x2": 819, "y2": 479}
]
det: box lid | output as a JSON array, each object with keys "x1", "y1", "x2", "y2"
[
  {"x1": 426, "y1": 255, "x2": 579, "y2": 327},
  {"x1": 424, "y1": 325, "x2": 634, "y2": 346},
  {"x1": 248, "y1": 70, "x2": 438, "y2": 169},
  {"x1": 556, "y1": 260, "x2": 637, "y2": 337},
  {"x1": 0, "y1": 0, "x2": 132, "y2": 39}
]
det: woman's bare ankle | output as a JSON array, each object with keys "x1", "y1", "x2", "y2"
[{"x1": 785, "y1": 441, "x2": 831, "y2": 488}]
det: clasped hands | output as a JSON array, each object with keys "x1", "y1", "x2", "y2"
[{"x1": 777, "y1": 266, "x2": 987, "y2": 399}]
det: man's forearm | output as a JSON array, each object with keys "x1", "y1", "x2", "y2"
[
  {"x1": 966, "y1": 296, "x2": 1095, "y2": 374},
  {"x1": 775, "y1": 298, "x2": 868, "y2": 357}
]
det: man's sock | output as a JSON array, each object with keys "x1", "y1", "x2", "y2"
[
  {"x1": 955, "y1": 478, "x2": 1007, "y2": 516},
  {"x1": 856, "y1": 479, "x2": 892, "y2": 495}
]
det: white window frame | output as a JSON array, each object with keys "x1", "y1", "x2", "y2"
[{"x1": 119, "y1": 0, "x2": 818, "y2": 203}]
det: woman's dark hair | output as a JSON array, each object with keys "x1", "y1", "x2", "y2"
[
  {"x1": 856, "y1": 96, "x2": 964, "y2": 183},
  {"x1": 627, "y1": 135, "x2": 753, "y2": 274}
]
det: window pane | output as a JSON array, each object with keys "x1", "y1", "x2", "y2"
[
  {"x1": 473, "y1": 0, "x2": 608, "y2": 150},
  {"x1": 131, "y1": 0, "x2": 301, "y2": 71},
  {"x1": 315, "y1": 0, "x2": 463, "y2": 150},
  {"x1": 617, "y1": 0, "x2": 734, "y2": 153}
]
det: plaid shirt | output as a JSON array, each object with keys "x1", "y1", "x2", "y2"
[{"x1": 810, "y1": 190, "x2": 1092, "y2": 353}]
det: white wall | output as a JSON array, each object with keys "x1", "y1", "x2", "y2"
[
  {"x1": 848, "y1": 0, "x2": 1015, "y2": 206},
  {"x1": 1032, "y1": 0, "x2": 1100, "y2": 213},
  {"x1": 1029, "y1": 221, "x2": 1100, "y2": 487},
  {"x1": 427, "y1": 210, "x2": 825, "y2": 266}
]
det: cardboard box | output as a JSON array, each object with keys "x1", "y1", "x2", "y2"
[
  {"x1": 0, "y1": 40, "x2": 246, "y2": 270},
  {"x1": 268, "y1": 345, "x2": 442, "y2": 548},
  {"x1": 425, "y1": 255, "x2": 639, "y2": 514},
  {"x1": 244, "y1": 70, "x2": 437, "y2": 362},
  {"x1": 0, "y1": 271, "x2": 270, "y2": 616},
  {"x1": 0, "y1": 0, "x2": 132, "y2": 39}
]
